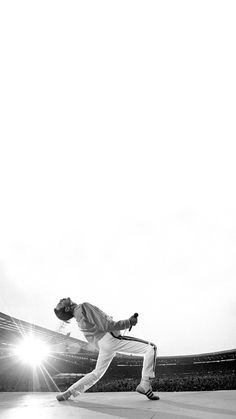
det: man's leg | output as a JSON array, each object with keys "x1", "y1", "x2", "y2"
[
  {"x1": 56, "y1": 336, "x2": 115, "y2": 400},
  {"x1": 111, "y1": 334, "x2": 159, "y2": 400}
]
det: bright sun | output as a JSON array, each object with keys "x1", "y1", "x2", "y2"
[{"x1": 13, "y1": 337, "x2": 50, "y2": 366}]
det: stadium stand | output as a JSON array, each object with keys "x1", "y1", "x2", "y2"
[{"x1": 0, "y1": 311, "x2": 235, "y2": 392}]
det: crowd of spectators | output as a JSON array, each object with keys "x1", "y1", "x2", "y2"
[
  {"x1": 0, "y1": 371, "x2": 235, "y2": 392},
  {"x1": 1, "y1": 348, "x2": 235, "y2": 393},
  {"x1": 88, "y1": 372, "x2": 236, "y2": 393}
]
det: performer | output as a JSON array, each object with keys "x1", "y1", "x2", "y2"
[{"x1": 54, "y1": 297, "x2": 159, "y2": 401}]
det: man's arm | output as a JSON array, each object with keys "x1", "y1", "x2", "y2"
[
  {"x1": 81, "y1": 302, "x2": 137, "y2": 332},
  {"x1": 105, "y1": 314, "x2": 138, "y2": 332}
]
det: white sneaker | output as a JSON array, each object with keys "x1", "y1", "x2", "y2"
[
  {"x1": 136, "y1": 384, "x2": 160, "y2": 400},
  {"x1": 56, "y1": 389, "x2": 72, "y2": 401}
]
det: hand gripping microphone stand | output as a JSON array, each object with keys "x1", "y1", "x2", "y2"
[{"x1": 129, "y1": 313, "x2": 139, "y2": 332}]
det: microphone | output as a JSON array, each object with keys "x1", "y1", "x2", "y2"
[{"x1": 129, "y1": 313, "x2": 139, "y2": 331}]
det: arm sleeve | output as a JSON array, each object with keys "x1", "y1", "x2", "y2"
[
  {"x1": 104, "y1": 318, "x2": 131, "y2": 332},
  {"x1": 81, "y1": 302, "x2": 130, "y2": 332}
]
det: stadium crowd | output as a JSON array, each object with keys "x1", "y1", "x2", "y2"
[
  {"x1": 88, "y1": 372, "x2": 236, "y2": 392},
  {"x1": 1, "y1": 371, "x2": 234, "y2": 392}
]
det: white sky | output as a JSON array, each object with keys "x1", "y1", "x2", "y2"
[{"x1": 0, "y1": 1, "x2": 236, "y2": 356}]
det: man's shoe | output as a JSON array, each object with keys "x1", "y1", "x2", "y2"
[
  {"x1": 56, "y1": 390, "x2": 72, "y2": 401},
  {"x1": 136, "y1": 384, "x2": 160, "y2": 400}
]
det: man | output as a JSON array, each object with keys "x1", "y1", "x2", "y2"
[{"x1": 54, "y1": 297, "x2": 159, "y2": 401}]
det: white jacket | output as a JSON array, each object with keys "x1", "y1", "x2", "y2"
[{"x1": 73, "y1": 302, "x2": 131, "y2": 348}]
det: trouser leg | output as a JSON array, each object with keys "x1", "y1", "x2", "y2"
[
  {"x1": 142, "y1": 342, "x2": 157, "y2": 380},
  {"x1": 112, "y1": 335, "x2": 157, "y2": 380},
  {"x1": 68, "y1": 348, "x2": 114, "y2": 396},
  {"x1": 66, "y1": 333, "x2": 157, "y2": 396}
]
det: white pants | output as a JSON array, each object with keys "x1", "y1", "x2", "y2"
[{"x1": 69, "y1": 333, "x2": 157, "y2": 396}]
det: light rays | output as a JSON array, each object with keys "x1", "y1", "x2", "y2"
[
  {"x1": 10, "y1": 338, "x2": 76, "y2": 392},
  {"x1": 13, "y1": 336, "x2": 50, "y2": 366},
  {"x1": 39, "y1": 363, "x2": 61, "y2": 392}
]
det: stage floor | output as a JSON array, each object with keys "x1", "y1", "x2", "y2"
[{"x1": 0, "y1": 390, "x2": 235, "y2": 419}]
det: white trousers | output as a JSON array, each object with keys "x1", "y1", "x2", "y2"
[{"x1": 69, "y1": 332, "x2": 157, "y2": 396}]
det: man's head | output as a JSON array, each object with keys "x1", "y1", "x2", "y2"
[{"x1": 54, "y1": 297, "x2": 76, "y2": 322}]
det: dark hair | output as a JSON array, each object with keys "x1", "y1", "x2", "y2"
[{"x1": 54, "y1": 307, "x2": 74, "y2": 322}]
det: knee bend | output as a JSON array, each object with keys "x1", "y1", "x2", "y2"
[
  {"x1": 150, "y1": 343, "x2": 157, "y2": 354},
  {"x1": 92, "y1": 367, "x2": 106, "y2": 381}
]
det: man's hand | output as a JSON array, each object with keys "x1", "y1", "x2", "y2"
[{"x1": 129, "y1": 313, "x2": 138, "y2": 331}]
